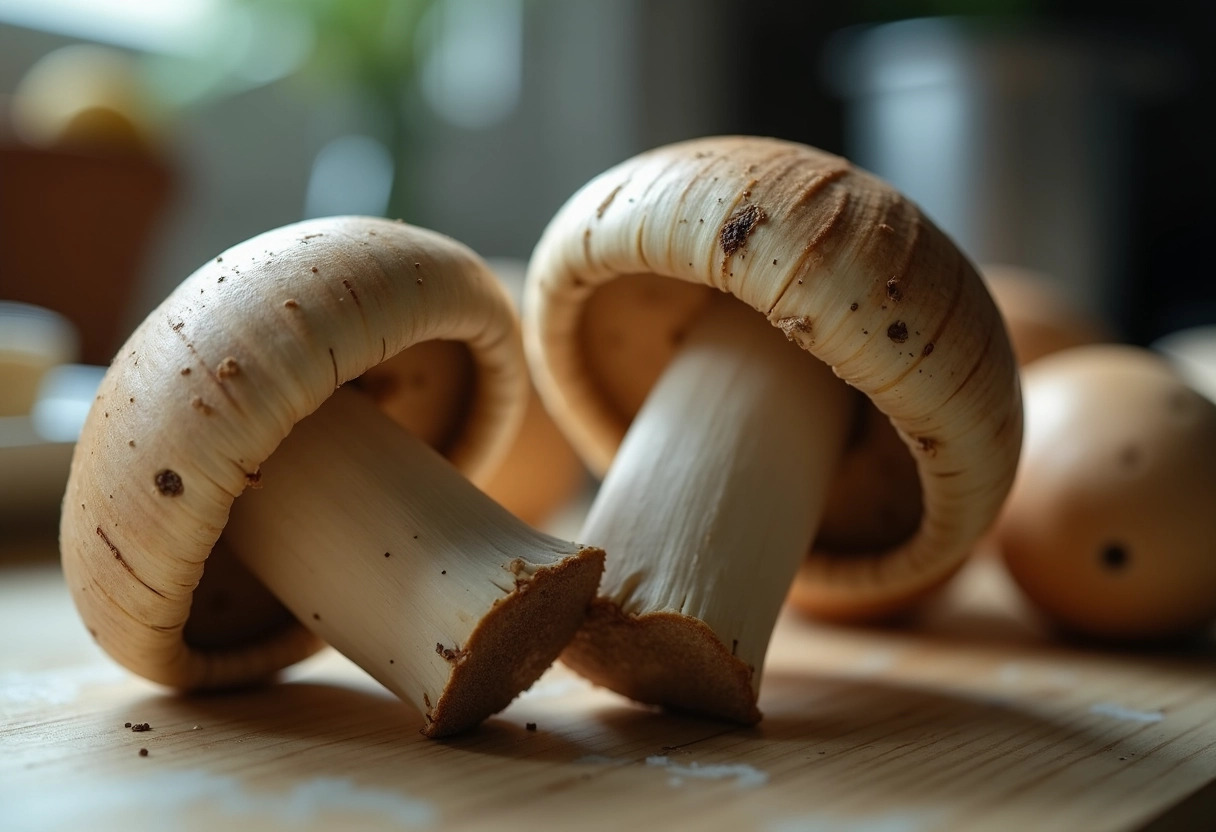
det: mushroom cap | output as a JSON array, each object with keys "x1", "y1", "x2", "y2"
[
  {"x1": 525, "y1": 136, "x2": 1022, "y2": 616},
  {"x1": 60, "y1": 216, "x2": 528, "y2": 689},
  {"x1": 982, "y1": 264, "x2": 1109, "y2": 366},
  {"x1": 994, "y1": 344, "x2": 1216, "y2": 640}
]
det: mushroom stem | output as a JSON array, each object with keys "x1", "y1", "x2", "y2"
[
  {"x1": 223, "y1": 386, "x2": 604, "y2": 737},
  {"x1": 564, "y1": 294, "x2": 854, "y2": 723}
]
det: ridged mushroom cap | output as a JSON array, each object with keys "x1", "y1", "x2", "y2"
[
  {"x1": 525, "y1": 136, "x2": 1022, "y2": 617},
  {"x1": 61, "y1": 216, "x2": 527, "y2": 689}
]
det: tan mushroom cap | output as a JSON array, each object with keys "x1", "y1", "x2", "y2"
[
  {"x1": 982, "y1": 264, "x2": 1109, "y2": 366},
  {"x1": 61, "y1": 216, "x2": 527, "y2": 689},
  {"x1": 526, "y1": 135, "x2": 1022, "y2": 618},
  {"x1": 994, "y1": 345, "x2": 1216, "y2": 640}
]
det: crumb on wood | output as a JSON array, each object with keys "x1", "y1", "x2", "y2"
[
  {"x1": 139, "y1": 748, "x2": 148, "y2": 757},
  {"x1": 130, "y1": 722, "x2": 151, "y2": 732}
]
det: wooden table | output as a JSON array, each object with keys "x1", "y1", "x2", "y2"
[{"x1": 2, "y1": 528, "x2": 1213, "y2": 831}]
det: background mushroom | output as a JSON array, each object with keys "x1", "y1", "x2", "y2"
[
  {"x1": 993, "y1": 344, "x2": 1216, "y2": 640},
  {"x1": 980, "y1": 263, "x2": 1110, "y2": 366},
  {"x1": 60, "y1": 216, "x2": 603, "y2": 737},
  {"x1": 525, "y1": 136, "x2": 1022, "y2": 722}
]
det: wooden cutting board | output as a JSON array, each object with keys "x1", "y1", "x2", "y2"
[{"x1": 2, "y1": 532, "x2": 1213, "y2": 832}]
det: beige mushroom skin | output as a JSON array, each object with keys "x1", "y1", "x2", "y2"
[
  {"x1": 982, "y1": 264, "x2": 1109, "y2": 366},
  {"x1": 994, "y1": 345, "x2": 1216, "y2": 640},
  {"x1": 60, "y1": 216, "x2": 603, "y2": 737},
  {"x1": 526, "y1": 136, "x2": 1022, "y2": 721}
]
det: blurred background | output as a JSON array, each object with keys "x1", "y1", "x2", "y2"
[{"x1": 1, "y1": 0, "x2": 1214, "y2": 531}]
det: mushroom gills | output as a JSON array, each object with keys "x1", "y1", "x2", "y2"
[
  {"x1": 563, "y1": 292, "x2": 855, "y2": 723},
  {"x1": 223, "y1": 386, "x2": 604, "y2": 737}
]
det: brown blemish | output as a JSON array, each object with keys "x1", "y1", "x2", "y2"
[
  {"x1": 190, "y1": 396, "x2": 213, "y2": 415},
  {"x1": 217, "y1": 276, "x2": 225, "y2": 284},
  {"x1": 596, "y1": 183, "x2": 624, "y2": 218},
  {"x1": 720, "y1": 203, "x2": 766, "y2": 258},
  {"x1": 384, "y1": 551, "x2": 391, "y2": 558},
  {"x1": 139, "y1": 749, "x2": 148, "y2": 757},
  {"x1": 310, "y1": 267, "x2": 319, "y2": 274},
  {"x1": 423, "y1": 692, "x2": 432, "y2": 710},
  {"x1": 1100, "y1": 543, "x2": 1129, "y2": 570},
  {"x1": 342, "y1": 279, "x2": 361, "y2": 306},
  {"x1": 216, "y1": 357, "x2": 240, "y2": 379},
  {"x1": 244, "y1": 469, "x2": 262, "y2": 489},
  {"x1": 887, "y1": 321, "x2": 909, "y2": 343},
  {"x1": 922, "y1": 342, "x2": 935, "y2": 357},
  {"x1": 180, "y1": 367, "x2": 191, "y2": 375},
  {"x1": 216, "y1": 256, "x2": 223, "y2": 263},
  {"x1": 171, "y1": 321, "x2": 185, "y2": 332},
  {"x1": 312, "y1": 613, "x2": 321, "y2": 621},
  {"x1": 916, "y1": 436, "x2": 938, "y2": 456},
  {"x1": 436, "y1": 643, "x2": 466, "y2": 663},
  {"x1": 775, "y1": 316, "x2": 813, "y2": 342},
  {"x1": 849, "y1": 302, "x2": 859, "y2": 312},
  {"x1": 97, "y1": 526, "x2": 166, "y2": 597},
  {"x1": 155, "y1": 469, "x2": 184, "y2": 496},
  {"x1": 886, "y1": 277, "x2": 902, "y2": 302},
  {"x1": 526, "y1": 722, "x2": 538, "y2": 731}
]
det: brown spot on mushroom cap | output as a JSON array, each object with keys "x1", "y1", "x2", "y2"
[
  {"x1": 154, "y1": 470, "x2": 183, "y2": 496},
  {"x1": 995, "y1": 345, "x2": 1216, "y2": 639},
  {"x1": 887, "y1": 321, "x2": 909, "y2": 343},
  {"x1": 719, "y1": 203, "x2": 765, "y2": 257}
]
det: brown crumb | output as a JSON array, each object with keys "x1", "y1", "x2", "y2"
[
  {"x1": 310, "y1": 267, "x2": 319, "y2": 273},
  {"x1": 849, "y1": 302, "x2": 859, "y2": 312},
  {"x1": 440, "y1": 570, "x2": 446, "y2": 575},
  {"x1": 139, "y1": 748, "x2": 148, "y2": 757},
  {"x1": 416, "y1": 278, "x2": 423, "y2": 285},
  {"x1": 887, "y1": 321, "x2": 909, "y2": 343},
  {"x1": 384, "y1": 552, "x2": 391, "y2": 558},
  {"x1": 124, "y1": 722, "x2": 131, "y2": 728},
  {"x1": 284, "y1": 299, "x2": 299, "y2": 309},
  {"x1": 216, "y1": 357, "x2": 240, "y2": 379},
  {"x1": 131, "y1": 722, "x2": 151, "y2": 732},
  {"x1": 180, "y1": 367, "x2": 191, "y2": 375},
  {"x1": 526, "y1": 722, "x2": 537, "y2": 731}
]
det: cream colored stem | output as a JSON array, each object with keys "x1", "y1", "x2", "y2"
[
  {"x1": 224, "y1": 386, "x2": 601, "y2": 736},
  {"x1": 577, "y1": 293, "x2": 854, "y2": 702}
]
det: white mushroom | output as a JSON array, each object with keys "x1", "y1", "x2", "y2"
[
  {"x1": 60, "y1": 217, "x2": 603, "y2": 737},
  {"x1": 526, "y1": 136, "x2": 1022, "y2": 722}
]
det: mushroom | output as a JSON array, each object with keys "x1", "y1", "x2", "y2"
[
  {"x1": 981, "y1": 264, "x2": 1109, "y2": 366},
  {"x1": 525, "y1": 136, "x2": 1022, "y2": 722},
  {"x1": 993, "y1": 344, "x2": 1216, "y2": 640},
  {"x1": 60, "y1": 216, "x2": 604, "y2": 737}
]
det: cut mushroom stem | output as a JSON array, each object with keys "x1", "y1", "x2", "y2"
[
  {"x1": 563, "y1": 293, "x2": 855, "y2": 723},
  {"x1": 225, "y1": 386, "x2": 604, "y2": 737}
]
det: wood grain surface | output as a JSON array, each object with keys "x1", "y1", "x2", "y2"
[{"x1": 2, "y1": 529, "x2": 1213, "y2": 832}]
